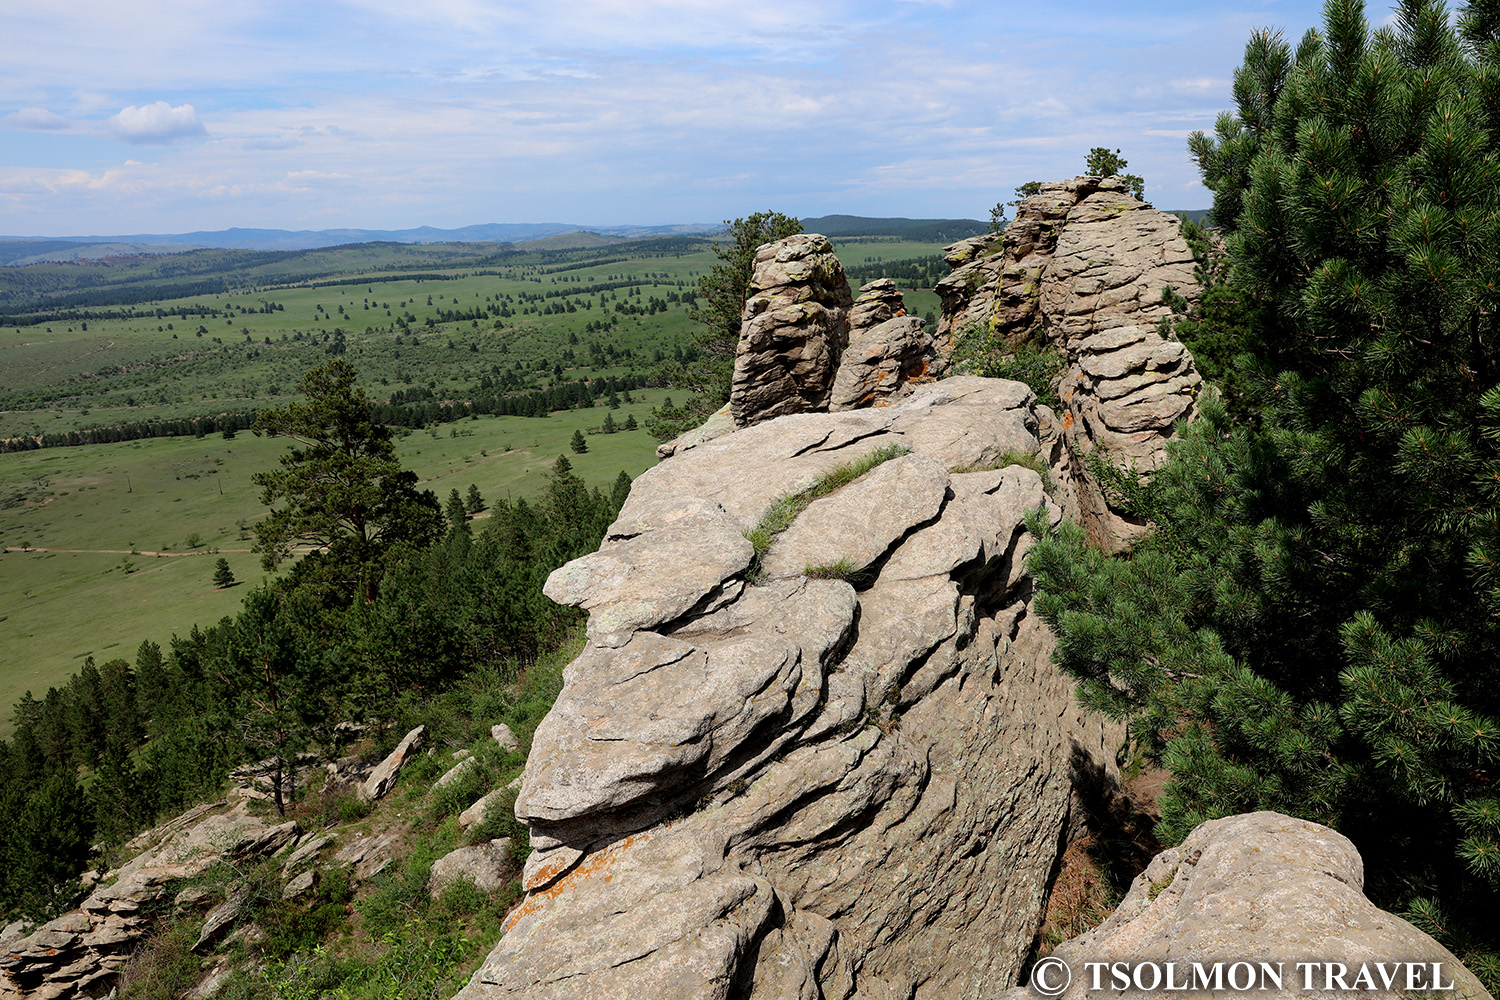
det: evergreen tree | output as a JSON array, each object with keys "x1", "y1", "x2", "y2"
[
  {"x1": 251, "y1": 359, "x2": 442, "y2": 603},
  {"x1": 1033, "y1": 0, "x2": 1500, "y2": 981},
  {"x1": 1083, "y1": 147, "x2": 1146, "y2": 201},
  {"x1": 601, "y1": 412, "x2": 617, "y2": 434},
  {"x1": 624, "y1": 414, "x2": 638, "y2": 431},
  {"x1": 464, "y1": 483, "x2": 486, "y2": 514},
  {"x1": 570, "y1": 429, "x2": 588, "y2": 454},
  {"x1": 213, "y1": 557, "x2": 235, "y2": 588},
  {"x1": 446, "y1": 488, "x2": 469, "y2": 532}
]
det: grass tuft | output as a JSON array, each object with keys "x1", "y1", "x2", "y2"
[{"x1": 743, "y1": 443, "x2": 909, "y2": 581}]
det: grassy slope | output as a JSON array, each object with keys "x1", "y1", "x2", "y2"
[{"x1": 0, "y1": 235, "x2": 951, "y2": 730}]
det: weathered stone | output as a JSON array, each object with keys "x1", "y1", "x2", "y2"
[
  {"x1": 192, "y1": 886, "x2": 249, "y2": 953},
  {"x1": 829, "y1": 315, "x2": 942, "y2": 411},
  {"x1": 429, "y1": 839, "x2": 513, "y2": 898},
  {"x1": 545, "y1": 495, "x2": 754, "y2": 645},
  {"x1": 656, "y1": 402, "x2": 735, "y2": 460},
  {"x1": 282, "y1": 869, "x2": 319, "y2": 902},
  {"x1": 760, "y1": 453, "x2": 950, "y2": 579},
  {"x1": 454, "y1": 376, "x2": 1123, "y2": 1000},
  {"x1": 491, "y1": 724, "x2": 520, "y2": 753},
  {"x1": 334, "y1": 828, "x2": 404, "y2": 875},
  {"x1": 998, "y1": 812, "x2": 1494, "y2": 1000},
  {"x1": 359, "y1": 724, "x2": 426, "y2": 801},
  {"x1": 279, "y1": 834, "x2": 330, "y2": 875},
  {"x1": 730, "y1": 234, "x2": 853, "y2": 427},
  {"x1": 848, "y1": 277, "x2": 907, "y2": 332},
  {"x1": 459, "y1": 787, "x2": 509, "y2": 831},
  {"x1": 936, "y1": 177, "x2": 1204, "y2": 550},
  {"x1": 434, "y1": 756, "x2": 479, "y2": 790}
]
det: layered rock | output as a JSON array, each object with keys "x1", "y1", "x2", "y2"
[
  {"x1": 829, "y1": 280, "x2": 943, "y2": 412},
  {"x1": 847, "y1": 278, "x2": 907, "y2": 332},
  {"x1": 730, "y1": 234, "x2": 854, "y2": 427},
  {"x1": 999, "y1": 811, "x2": 1494, "y2": 1000},
  {"x1": 454, "y1": 377, "x2": 1120, "y2": 1000},
  {"x1": 0, "y1": 803, "x2": 300, "y2": 1000},
  {"x1": 937, "y1": 177, "x2": 1202, "y2": 548}
]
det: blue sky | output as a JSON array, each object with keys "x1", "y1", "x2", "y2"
[{"x1": 2, "y1": 0, "x2": 1364, "y2": 236}]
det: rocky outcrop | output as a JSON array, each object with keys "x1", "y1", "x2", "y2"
[
  {"x1": 430, "y1": 839, "x2": 514, "y2": 899},
  {"x1": 0, "y1": 803, "x2": 300, "y2": 1000},
  {"x1": 730, "y1": 234, "x2": 854, "y2": 427},
  {"x1": 453, "y1": 377, "x2": 1120, "y2": 1000},
  {"x1": 934, "y1": 232, "x2": 1005, "y2": 345},
  {"x1": 1000, "y1": 811, "x2": 1493, "y2": 1000},
  {"x1": 829, "y1": 281, "x2": 943, "y2": 412},
  {"x1": 847, "y1": 278, "x2": 906, "y2": 332},
  {"x1": 359, "y1": 724, "x2": 426, "y2": 801},
  {"x1": 937, "y1": 177, "x2": 1202, "y2": 549}
]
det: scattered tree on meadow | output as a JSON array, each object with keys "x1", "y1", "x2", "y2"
[
  {"x1": 464, "y1": 483, "x2": 486, "y2": 514},
  {"x1": 212, "y1": 557, "x2": 235, "y2": 589},
  {"x1": 570, "y1": 429, "x2": 588, "y2": 454},
  {"x1": 446, "y1": 489, "x2": 469, "y2": 533}
]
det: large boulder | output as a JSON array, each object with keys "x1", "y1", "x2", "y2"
[
  {"x1": 999, "y1": 811, "x2": 1493, "y2": 1000},
  {"x1": 730, "y1": 234, "x2": 854, "y2": 427},
  {"x1": 830, "y1": 278, "x2": 946, "y2": 411},
  {"x1": 452, "y1": 377, "x2": 1120, "y2": 1000},
  {"x1": 937, "y1": 177, "x2": 1203, "y2": 549},
  {"x1": 359, "y1": 724, "x2": 426, "y2": 801}
]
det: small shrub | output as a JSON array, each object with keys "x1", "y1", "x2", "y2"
[{"x1": 949, "y1": 323, "x2": 1065, "y2": 409}]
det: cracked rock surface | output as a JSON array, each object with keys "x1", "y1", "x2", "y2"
[
  {"x1": 996, "y1": 811, "x2": 1494, "y2": 1000},
  {"x1": 453, "y1": 377, "x2": 1120, "y2": 1000},
  {"x1": 937, "y1": 176, "x2": 1204, "y2": 550}
]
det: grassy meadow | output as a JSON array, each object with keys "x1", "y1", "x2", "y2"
[{"x1": 0, "y1": 233, "x2": 952, "y2": 731}]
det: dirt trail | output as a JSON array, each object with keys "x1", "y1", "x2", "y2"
[{"x1": 28, "y1": 339, "x2": 117, "y2": 377}]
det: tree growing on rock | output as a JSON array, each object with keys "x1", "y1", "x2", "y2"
[
  {"x1": 649, "y1": 211, "x2": 804, "y2": 440},
  {"x1": 1084, "y1": 147, "x2": 1145, "y2": 202},
  {"x1": 1032, "y1": 0, "x2": 1500, "y2": 981}
]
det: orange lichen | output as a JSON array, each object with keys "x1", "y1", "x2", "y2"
[{"x1": 503, "y1": 833, "x2": 648, "y2": 933}]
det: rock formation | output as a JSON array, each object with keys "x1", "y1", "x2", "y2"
[
  {"x1": 937, "y1": 177, "x2": 1203, "y2": 549},
  {"x1": 0, "y1": 802, "x2": 299, "y2": 1000},
  {"x1": 998, "y1": 811, "x2": 1494, "y2": 1000},
  {"x1": 829, "y1": 280, "x2": 943, "y2": 412},
  {"x1": 454, "y1": 377, "x2": 1121, "y2": 1000},
  {"x1": 730, "y1": 234, "x2": 854, "y2": 427}
]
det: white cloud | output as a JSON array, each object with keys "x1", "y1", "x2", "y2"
[
  {"x1": 5, "y1": 107, "x2": 73, "y2": 131},
  {"x1": 108, "y1": 101, "x2": 207, "y2": 144}
]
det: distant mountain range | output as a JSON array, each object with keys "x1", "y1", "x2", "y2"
[{"x1": 0, "y1": 213, "x2": 1106, "y2": 266}]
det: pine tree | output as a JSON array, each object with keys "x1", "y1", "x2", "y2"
[
  {"x1": 1034, "y1": 0, "x2": 1500, "y2": 981},
  {"x1": 570, "y1": 429, "x2": 588, "y2": 454},
  {"x1": 213, "y1": 557, "x2": 235, "y2": 588},
  {"x1": 601, "y1": 412, "x2": 617, "y2": 434},
  {"x1": 464, "y1": 483, "x2": 485, "y2": 514},
  {"x1": 251, "y1": 359, "x2": 442, "y2": 603},
  {"x1": 446, "y1": 488, "x2": 468, "y2": 532},
  {"x1": 624, "y1": 414, "x2": 639, "y2": 431}
]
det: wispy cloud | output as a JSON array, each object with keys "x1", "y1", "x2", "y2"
[{"x1": 5, "y1": 107, "x2": 73, "y2": 131}]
